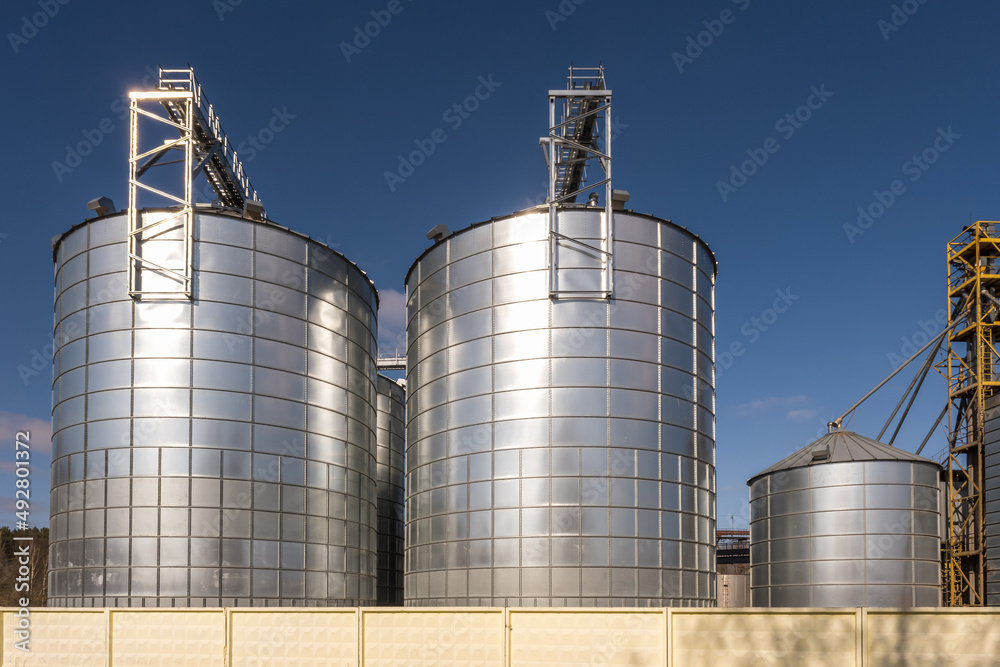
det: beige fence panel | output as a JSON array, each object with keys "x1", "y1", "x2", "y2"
[
  {"x1": 669, "y1": 609, "x2": 860, "y2": 667},
  {"x1": 2, "y1": 609, "x2": 106, "y2": 667},
  {"x1": 361, "y1": 608, "x2": 505, "y2": 667},
  {"x1": 867, "y1": 609, "x2": 1000, "y2": 666},
  {"x1": 6, "y1": 606, "x2": 1000, "y2": 664},
  {"x1": 229, "y1": 609, "x2": 358, "y2": 667},
  {"x1": 110, "y1": 609, "x2": 226, "y2": 666},
  {"x1": 508, "y1": 609, "x2": 664, "y2": 667}
]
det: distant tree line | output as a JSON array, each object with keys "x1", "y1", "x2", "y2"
[{"x1": 0, "y1": 527, "x2": 48, "y2": 606}]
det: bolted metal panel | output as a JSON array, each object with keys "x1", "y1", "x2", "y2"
[
  {"x1": 403, "y1": 207, "x2": 717, "y2": 607},
  {"x1": 375, "y1": 374, "x2": 405, "y2": 605},
  {"x1": 986, "y1": 393, "x2": 1000, "y2": 606},
  {"x1": 717, "y1": 574, "x2": 750, "y2": 608},
  {"x1": 47, "y1": 210, "x2": 379, "y2": 607},
  {"x1": 748, "y1": 430, "x2": 942, "y2": 608}
]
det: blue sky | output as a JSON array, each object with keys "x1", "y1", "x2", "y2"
[{"x1": 1, "y1": 0, "x2": 995, "y2": 530}]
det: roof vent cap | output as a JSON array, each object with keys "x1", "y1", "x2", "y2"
[
  {"x1": 810, "y1": 445, "x2": 831, "y2": 463},
  {"x1": 426, "y1": 224, "x2": 450, "y2": 242},
  {"x1": 87, "y1": 197, "x2": 115, "y2": 217}
]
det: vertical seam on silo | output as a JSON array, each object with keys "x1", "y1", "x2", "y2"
[
  {"x1": 690, "y1": 241, "x2": 699, "y2": 598},
  {"x1": 303, "y1": 242, "x2": 309, "y2": 477},
  {"x1": 657, "y1": 222, "x2": 664, "y2": 585},
  {"x1": 444, "y1": 252, "x2": 453, "y2": 602},
  {"x1": 52, "y1": 239, "x2": 60, "y2": 606},
  {"x1": 909, "y1": 468, "x2": 916, "y2": 601},
  {"x1": 81, "y1": 222, "x2": 92, "y2": 601},
  {"x1": 248, "y1": 220, "x2": 256, "y2": 603},
  {"x1": 546, "y1": 246, "x2": 554, "y2": 603},
  {"x1": 127, "y1": 219, "x2": 136, "y2": 604},
  {"x1": 862, "y1": 476, "x2": 868, "y2": 598},
  {"x1": 187, "y1": 220, "x2": 196, "y2": 604}
]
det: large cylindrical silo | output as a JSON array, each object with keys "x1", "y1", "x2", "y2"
[
  {"x1": 403, "y1": 206, "x2": 717, "y2": 607},
  {"x1": 375, "y1": 374, "x2": 405, "y2": 605},
  {"x1": 47, "y1": 208, "x2": 379, "y2": 607},
  {"x1": 748, "y1": 429, "x2": 942, "y2": 607}
]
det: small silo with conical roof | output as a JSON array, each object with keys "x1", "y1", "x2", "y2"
[{"x1": 748, "y1": 429, "x2": 942, "y2": 608}]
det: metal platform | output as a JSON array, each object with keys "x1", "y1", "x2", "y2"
[
  {"x1": 127, "y1": 67, "x2": 264, "y2": 300},
  {"x1": 717, "y1": 530, "x2": 750, "y2": 565},
  {"x1": 376, "y1": 348, "x2": 406, "y2": 371}
]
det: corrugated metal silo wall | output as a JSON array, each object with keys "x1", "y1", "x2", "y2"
[
  {"x1": 375, "y1": 374, "x2": 405, "y2": 605},
  {"x1": 986, "y1": 394, "x2": 1000, "y2": 606},
  {"x1": 749, "y1": 460, "x2": 941, "y2": 607},
  {"x1": 47, "y1": 210, "x2": 379, "y2": 607},
  {"x1": 403, "y1": 207, "x2": 717, "y2": 607},
  {"x1": 717, "y1": 573, "x2": 749, "y2": 607}
]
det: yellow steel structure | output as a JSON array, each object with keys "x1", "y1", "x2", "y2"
[{"x1": 941, "y1": 220, "x2": 1000, "y2": 606}]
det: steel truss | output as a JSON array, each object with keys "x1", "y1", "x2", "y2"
[
  {"x1": 939, "y1": 220, "x2": 1000, "y2": 605},
  {"x1": 540, "y1": 65, "x2": 613, "y2": 299},
  {"x1": 127, "y1": 67, "x2": 263, "y2": 300}
]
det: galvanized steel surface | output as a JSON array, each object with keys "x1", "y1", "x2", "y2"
[
  {"x1": 375, "y1": 374, "x2": 405, "y2": 605},
  {"x1": 403, "y1": 207, "x2": 717, "y2": 606},
  {"x1": 754, "y1": 429, "x2": 934, "y2": 476},
  {"x1": 717, "y1": 573, "x2": 750, "y2": 608},
  {"x1": 749, "y1": 431, "x2": 942, "y2": 607},
  {"x1": 47, "y1": 210, "x2": 379, "y2": 607}
]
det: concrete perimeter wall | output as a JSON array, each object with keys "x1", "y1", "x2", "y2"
[{"x1": 2, "y1": 607, "x2": 999, "y2": 666}]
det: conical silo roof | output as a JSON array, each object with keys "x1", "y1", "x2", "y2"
[{"x1": 748, "y1": 429, "x2": 940, "y2": 484}]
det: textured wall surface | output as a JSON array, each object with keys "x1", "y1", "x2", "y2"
[{"x1": 7, "y1": 608, "x2": 1000, "y2": 665}]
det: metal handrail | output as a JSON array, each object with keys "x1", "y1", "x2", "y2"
[{"x1": 158, "y1": 67, "x2": 261, "y2": 208}]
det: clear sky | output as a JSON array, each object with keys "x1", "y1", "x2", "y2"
[{"x1": 2, "y1": 0, "x2": 996, "y2": 530}]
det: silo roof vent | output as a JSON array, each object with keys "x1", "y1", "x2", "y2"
[
  {"x1": 810, "y1": 445, "x2": 831, "y2": 463},
  {"x1": 611, "y1": 190, "x2": 630, "y2": 210},
  {"x1": 426, "y1": 224, "x2": 450, "y2": 242},
  {"x1": 749, "y1": 429, "x2": 940, "y2": 483}
]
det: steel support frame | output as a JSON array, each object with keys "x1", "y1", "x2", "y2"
[
  {"x1": 940, "y1": 220, "x2": 1000, "y2": 606},
  {"x1": 543, "y1": 81, "x2": 613, "y2": 300},
  {"x1": 127, "y1": 89, "x2": 195, "y2": 300}
]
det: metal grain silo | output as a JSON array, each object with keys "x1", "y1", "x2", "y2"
[
  {"x1": 47, "y1": 208, "x2": 379, "y2": 607},
  {"x1": 403, "y1": 206, "x2": 717, "y2": 607},
  {"x1": 987, "y1": 394, "x2": 1000, "y2": 606},
  {"x1": 375, "y1": 374, "x2": 405, "y2": 605},
  {"x1": 748, "y1": 429, "x2": 942, "y2": 608}
]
